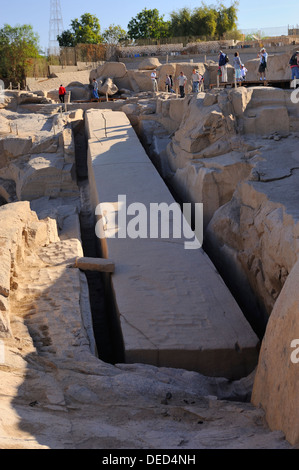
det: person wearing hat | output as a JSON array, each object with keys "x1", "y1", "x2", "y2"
[
  {"x1": 258, "y1": 48, "x2": 268, "y2": 81},
  {"x1": 289, "y1": 51, "x2": 299, "y2": 80}
]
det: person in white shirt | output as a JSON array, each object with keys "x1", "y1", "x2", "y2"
[
  {"x1": 178, "y1": 71, "x2": 187, "y2": 98},
  {"x1": 151, "y1": 70, "x2": 158, "y2": 92},
  {"x1": 258, "y1": 48, "x2": 268, "y2": 81},
  {"x1": 241, "y1": 64, "x2": 247, "y2": 81},
  {"x1": 191, "y1": 69, "x2": 203, "y2": 93}
]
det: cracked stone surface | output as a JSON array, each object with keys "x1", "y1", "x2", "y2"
[{"x1": 0, "y1": 204, "x2": 293, "y2": 449}]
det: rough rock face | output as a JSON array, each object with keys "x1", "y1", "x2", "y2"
[
  {"x1": 0, "y1": 79, "x2": 298, "y2": 448},
  {"x1": 138, "y1": 57, "x2": 162, "y2": 70},
  {"x1": 252, "y1": 258, "x2": 299, "y2": 446},
  {"x1": 90, "y1": 62, "x2": 127, "y2": 82},
  {"x1": 0, "y1": 202, "x2": 293, "y2": 449},
  {"x1": 165, "y1": 89, "x2": 299, "y2": 318},
  {"x1": 166, "y1": 91, "x2": 252, "y2": 228},
  {"x1": 97, "y1": 77, "x2": 118, "y2": 96},
  {"x1": 0, "y1": 201, "x2": 59, "y2": 336},
  {"x1": 244, "y1": 52, "x2": 295, "y2": 81},
  {"x1": 0, "y1": 110, "x2": 83, "y2": 202}
]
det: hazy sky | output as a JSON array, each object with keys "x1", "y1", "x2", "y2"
[{"x1": 0, "y1": 0, "x2": 298, "y2": 51}]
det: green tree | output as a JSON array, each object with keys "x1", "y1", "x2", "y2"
[
  {"x1": 127, "y1": 8, "x2": 171, "y2": 40},
  {"x1": 170, "y1": 2, "x2": 239, "y2": 39},
  {"x1": 102, "y1": 24, "x2": 128, "y2": 45},
  {"x1": 0, "y1": 24, "x2": 40, "y2": 85},
  {"x1": 215, "y1": 2, "x2": 239, "y2": 39},
  {"x1": 169, "y1": 8, "x2": 192, "y2": 37},
  {"x1": 56, "y1": 30, "x2": 75, "y2": 47},
  {"x1": 191, "y1": 4, "x2": 218, "y2": 37},
  {"x1": 57, "y1": 13, "x2": 102, "y2": 46}
]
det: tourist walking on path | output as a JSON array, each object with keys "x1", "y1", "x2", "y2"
[
  {"x1": 151, "y1": 70, "x2": 158, "y2": 92},
  {"x1": 219, "y1": 50, "x2": 228, "y2": 82},
  {"x1": 258, "y1": 48, "x2": 268, "y2": 80},
  {"x1": 92, "y1": 79, "x2": 99, "y2": 100},
  {"x1": 177, "y1": 72, "x2": 187, "y2": 98},
  {"x1": 233, "y1": 52, "x2": 242, "y2": 83},
  {"x1": 289, "y1": 51, "x2": 299, "y2": 80},
  {"x1": 59, "y1": 84, "x2": 66, "y2": 103}
]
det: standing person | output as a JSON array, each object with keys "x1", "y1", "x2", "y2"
[
  {"x1": 191, "y1": 69, "x2": 202, "y2": 93},
  {"x1": 258, "y1": 48, "x2": 268, "y2": 81},
  {"x1": 151, "y1": 70, "x2": 158, "y2": 92},
  {"x1": 289, "y1": 51, "x2": 299, "y2": 80},
  {"x1": 233, "y1": 52, "x2": 242, "y2": 83},
  {"x1": 165, "y1": 74, "x2": 171, "y2": 92},
  {"x1": 59, "y1": 84, "x2": 66, "y2": 103},
  {"x1": 92, "y1": 79, "x2": 99, "y2": 100},
  {"x1": 177, "y1": 71, "x2": 187, "y2": 98},
  {"x1": 169, "y1": 75, "x2": 175, "y2": 93},
  {"x1": 241, "y1": 64, "x2": 248, "y2": 81},
  {"x1": 219, "y1": 50, "x2": 228, "y2": 83}
]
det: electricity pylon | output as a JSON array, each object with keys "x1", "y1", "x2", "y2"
[{"x1": 48, "y1": 0, "x2": 64, "y2": 56}]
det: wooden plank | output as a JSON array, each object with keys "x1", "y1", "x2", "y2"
[{"x1": 74, "y1": 257, "x2": 115, "y2": 273}]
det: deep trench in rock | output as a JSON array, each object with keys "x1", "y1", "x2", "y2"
[
  {"x1": 134, "y1": 124, "x2": 267, "y2": 342},
  {"x1": 73, "y1": 114, "x2": 264, "y2": 369},
  {"x1": 73, "y1": 120, "x2": 125, "y2": 365}
]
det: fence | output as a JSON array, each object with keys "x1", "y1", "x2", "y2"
[
  {"x1": 59, "y1": 44, "x2": 106, "y2": 66},
  {"x1": 240, "y1": 25, "x2": 299, "y2": 38}
]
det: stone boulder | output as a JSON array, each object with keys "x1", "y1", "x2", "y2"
[
  {"x1": 64, "y1": 81, "x2": 91, "y2": 101},
  {"x1": 206, "y1": 63, "x2": 235, "y2": 87},
  {"x1": 90, "y1": 62, "x2": 127, "y2": 82},
  {"x1": 138, "y1": 57, "x2": 162, "y2": 70},
  {"x1": 244, "y1": 52, "x2": 293, "y2": 81},
  {"x1": 229, "y1": 86, "x2": 290, "y2": 136},
  {"x1": 97, "y1": 77, "x2": 118, "y2": 96},
  {"x1": 252, "y1": 258, "x2": 299, "y2": 446}
]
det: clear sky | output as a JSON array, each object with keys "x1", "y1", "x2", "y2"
[{"x1": 0, "y1": 0, "x2": 298, "y2": 52}]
